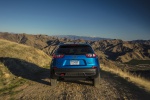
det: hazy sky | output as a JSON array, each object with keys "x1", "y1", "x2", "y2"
[{"x1": 0, "y1": 0, "x2": 150, "y2": 40}]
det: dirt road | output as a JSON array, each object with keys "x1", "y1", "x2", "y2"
[{"x1": 1, "y1": 69, "x2": 148, "y2": 100}]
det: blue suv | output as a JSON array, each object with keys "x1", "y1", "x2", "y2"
[{"x1": 50, "y1": 43, "x2": 100, "y2": 87}]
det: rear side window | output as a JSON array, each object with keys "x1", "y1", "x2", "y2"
[{"x1": 56, "y1": 45, "x2": 94, "y2": 55}]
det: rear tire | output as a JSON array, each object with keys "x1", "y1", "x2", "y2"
[
  {"x1": 50, "y1": 78, "x2": 57, "y2": 86},
  {"x1": 93, "y1": 72, "x2": 100, "y2": 87},
  {"x1": 50, "y1": 68, "x2": 57, "y2": 86}
]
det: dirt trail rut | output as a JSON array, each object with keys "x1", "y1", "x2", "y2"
[{"x1": 2, "y1": 69, "x2": 147, "y2": 100}]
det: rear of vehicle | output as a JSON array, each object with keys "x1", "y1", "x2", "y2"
[{"x1": 50, "y1": 43, "x2": 100, "y2": 87}]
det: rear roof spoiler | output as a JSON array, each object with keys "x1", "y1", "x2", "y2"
[{"x1": 59, "y1": 42, "x2": 89, "y2": 45}]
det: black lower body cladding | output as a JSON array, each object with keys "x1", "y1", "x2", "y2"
[{"x1": 50, "y1": 68, "x2": 100, "y2": 79}]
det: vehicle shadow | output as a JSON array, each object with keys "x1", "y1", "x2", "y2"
[
  {"x1": 0, "y1": 57, "x2": 50, "y2": 85},
  {"x1": 59, "y1": 79, "x2": 93, "y2": 86}
]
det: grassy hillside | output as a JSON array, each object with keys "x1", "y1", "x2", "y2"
[
  {"x1": 0, "y1": 39, "x2": 51, "y2": 67},
  {"x1": 101, "y1": 64, "x2": 150, "y2": 92},
  {"x1": 0, "y1": 39, "x2": 52, "y2": 97}
]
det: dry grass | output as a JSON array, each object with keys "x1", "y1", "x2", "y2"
[
  {"x1": 0, "y1": 39, "x2": 52, "y2": 67},
  {"x1": 0, "y1": 39, "x2": 52, "y2": 97},
  {"x1": 0, "y1": 63, "x2": 11, "y2": 89},
  {"x1": 0, "y1": 62, "x2": 26, "y2": 95},
  {"x1": 101, "y1": 64, "x2": 150, "y2": 92}
]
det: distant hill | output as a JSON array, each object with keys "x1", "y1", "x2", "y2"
[
  {"x1": 52, "y1": 35, "x2": 111, "y2": 41},
  {"x1": 0, "y1": 32, "x2": 62, "y2": 55},
  {"x1": 91, "y1": 39, "x2": 150, "y2": 63},
  {"x1": 0, "y1": 32, "x2": 150, "y2": 63},
  {"x1": 130, "y1": 40, "x2": 150, "y2": 45}
]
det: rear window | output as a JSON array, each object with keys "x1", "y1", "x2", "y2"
[{"x1": 56, "y1": 45, "x2": 94, "y2": 55}]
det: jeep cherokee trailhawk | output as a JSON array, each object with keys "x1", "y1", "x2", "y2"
[{"x1": 50, "y1": 43, "x2": 100, "y2": 87}]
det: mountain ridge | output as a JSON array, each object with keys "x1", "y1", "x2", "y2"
[
  {"x1": 0, "y1": 32, "x2": 150, "y2": 63},
  {"x1": 52, "y1": 35, "x2": 111, "y2": 41}
]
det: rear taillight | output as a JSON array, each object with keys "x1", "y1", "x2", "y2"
[
  {"x1": 86, "y1": 53, "x2": 97, "y2": 58},
  {"x1": 53, "y1": 54, "x2": 64, "y2": 58}
]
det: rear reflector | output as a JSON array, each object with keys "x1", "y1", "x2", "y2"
[
  {"x1": 92, "y1": 66, "x2": 97, "y2": 69},
  {"x1": 86, "y1": 53, "x2": 97, "y2": 58},
  {"x1": 60, "y1": 73, "x2": 65, "y2": 76},
  {"x1": 53, "y1": 67, "x2": 57, "y2": 70},
  {"x1": 53, "y1": 54, "x2": 64, "y2": 58}
]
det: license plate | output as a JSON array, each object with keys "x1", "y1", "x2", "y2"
[{"x1": 70, "y1": 60, "x2": 79, "y2": 65}]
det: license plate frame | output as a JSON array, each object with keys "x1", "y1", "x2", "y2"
[{"x1": 70, "y1": 60, "x2": 79, "y2": 65}]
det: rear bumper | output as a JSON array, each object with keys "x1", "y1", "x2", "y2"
[{"x1": 50, "y1": 68, "x2": 99, "y2": 79}]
